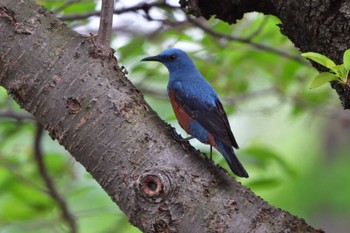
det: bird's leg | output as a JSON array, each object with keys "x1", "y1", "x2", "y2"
[
  {"x1": 209, "y1": 146, "x2": 213, "y2": 161},
  {"x1": 171, "y1": 130, "x2": 194, "y2": 142},
  {"x1": 174, "y1": 136, "x2": 194, "y2": 142}
]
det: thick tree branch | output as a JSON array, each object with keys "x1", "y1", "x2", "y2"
[
  {"x1": 0, "y1": 1, "x2": 322, "y2": 232},
  {"x1": 34, "y1": 122, "x2": 77, "y2": 233},
  {"x1": 180, "y1": 0, "x2": 275, "y2": 24}
]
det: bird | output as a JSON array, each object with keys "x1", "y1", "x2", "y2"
[{"x1": 141, "y1": 48, "x2": 248, "y2": 178}]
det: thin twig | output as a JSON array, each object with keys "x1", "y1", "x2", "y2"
[
  {"x1": 0, "y1": 110, "x2": 35, "y2": 121},
  {"x1": 58, "y1": 2, "x2": 180, "y2": 21},
  {"x1": 96, "y1": 0, "x2": 114, "y2": 56},
  {"x1": 53, "y1": 0, "x2": 80, "y2": 14},
  {"x1": 59, "y1": 1, "x2": 306, "y2": 64},
  {"x1": 187, "y1": 17, "x2": 308, "y2": 65},
  {"x1": 34, "y1": 122, "x2": 77, "y2": 233},
  {"x1": 138, "y1": 83, "x2": 278, "y2": 105}
]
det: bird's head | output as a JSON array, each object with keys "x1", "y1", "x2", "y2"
[{"x1": 141, "y1": 48, "x2": 195, "y2": 73}]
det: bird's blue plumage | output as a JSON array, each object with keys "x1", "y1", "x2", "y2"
[{"x1": 141, "y1": 48, "x2": 248, "y2": 178}]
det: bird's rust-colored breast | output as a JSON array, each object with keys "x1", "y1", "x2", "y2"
[{"x1": 169, "y1": 88, "x2": 192, "y2": 134}]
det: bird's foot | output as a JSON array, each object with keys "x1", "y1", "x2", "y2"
[
  {"x1": 203, "y1": 153, "x2": 215, "y2": 164},
  {"x1": 171, "y1": 131, "x2": 194, "y2": 143},
  {"x1": 209, "y1": 146, "x2": 213, "y2": 161}
]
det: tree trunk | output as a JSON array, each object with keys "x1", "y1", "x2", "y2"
[
  {"x1": 181, "y1": 0, "x2": 350, "y2": 109},
  {"x1": 0, "y1": 0, "x2": 322, "y2": 232}
]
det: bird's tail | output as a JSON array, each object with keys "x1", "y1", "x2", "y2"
[{"x1": 215, "y1": 139, "x2": 249, "y2": 178}]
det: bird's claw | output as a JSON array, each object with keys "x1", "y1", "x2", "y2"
[
  {"x1": 203, "y1": 153, "x2": 215, "y2": 164},
  {"x1": 171, "y1": 130, "x2": 194, "y2": 143}
]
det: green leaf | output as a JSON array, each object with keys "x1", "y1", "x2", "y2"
[
  {"x1": 343, "y1": 49, "x2": 350, "y2": 70},
  {"x1": 309, "y1": 72, "x2": 338, "y2": 89},
  {"x1": 329, "y1": 64, "x2": 346, "y2": 78},
  {"x1": 301, "y1": 52, "x2": 336, "y2": 69}
]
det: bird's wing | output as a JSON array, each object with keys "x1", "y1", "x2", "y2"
[{"x1": 171, "y1": 82, "x2": 239, "y2": 149}]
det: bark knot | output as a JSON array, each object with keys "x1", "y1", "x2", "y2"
[
  {"x1": 141, "y1": 175, "x2": 162, "y2": 196},
  {"x1": 137, "y1": 171, "x2": 172, "y2": 203}
]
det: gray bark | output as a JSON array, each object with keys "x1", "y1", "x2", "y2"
[{"x1": 0, "y1": 0, "x2": 322, "y2": 232}]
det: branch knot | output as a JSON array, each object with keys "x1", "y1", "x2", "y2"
[{"x1": 137, "y1": 170, "x2": 172, "y2": 203}]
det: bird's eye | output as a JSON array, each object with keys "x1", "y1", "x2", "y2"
[{"x1": 170, "y1": 55, "x2": 176, "y2": 60}]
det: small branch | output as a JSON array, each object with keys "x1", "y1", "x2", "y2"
[
  {"x1": 58, "y1": 1, "x2": 305, "y2": 64},
  {"x1": 58, "y1": 2, "x2": 180, "y2": 21},
  {"x1": 96, "y1": 0, "x2": 114, "y2": 56},
  {"x1": 0, "y1": 110, "x2": 35, "y2": 121},
  {"x1": 53, "y1": 0, "x2": 80, "y2": 14},
  {"x1": 33, "y1": 122, "x2": 77, "y2": 233},
  {"x1": 188, "y1": 17, "x2": 308, "y2": 65},
  {"x1": 139, "y1": 84, "x2": 278, "y2": 105}
]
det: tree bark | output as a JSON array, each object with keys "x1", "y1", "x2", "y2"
[
  {"x1": 180, "y1": 0, "x2": 350, "y2": 109},
  {"x1": 0, "y1": 0, "x2": 322, "y2": 232}
]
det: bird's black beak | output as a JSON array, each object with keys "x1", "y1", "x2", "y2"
[{"x1": 141, "y1": 55, "x2": 161, "y2": 62}]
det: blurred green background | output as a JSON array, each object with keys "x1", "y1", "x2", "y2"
[{"x1": 1, "y1": 0, "x2": 349, "y2": 232}]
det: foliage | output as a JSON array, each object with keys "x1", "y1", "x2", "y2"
[
  {"x1": 301, "y1": 49, "x2": 350, "y2": 88},
  {"x1": 1, "y1": 1, "x2": 350, "y2": 233}
]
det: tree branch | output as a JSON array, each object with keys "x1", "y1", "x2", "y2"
[
  {"x1": 58, "y1": 2, "x2": 180, "y2": 21},
  {"x1": 0, "y1": 110, "x2": 35, "y2": 121},
  {"x1": 59, "y1": 2, "x2": 303, "y2": 64},
  {"x1": 187, "y1": 17, "x2": 307, "y2": 65},
  {"x1": 96, "y1": 0, "x2": 114, "y2": 56},
  {"x1": 33, "y1": 122, "x2": 77, "y2": 233}
]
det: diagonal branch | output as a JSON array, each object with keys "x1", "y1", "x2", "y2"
[
  {"x1": 187, "y1": 17, "x2": 308, "y2": 65},
  {"x1": 33, "y1": 122, "x2": 77, "y2": 233}
]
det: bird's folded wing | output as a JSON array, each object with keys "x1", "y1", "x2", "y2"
[{"x1": 171, "y1": 83, "x2": 239, "y2": 149}]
